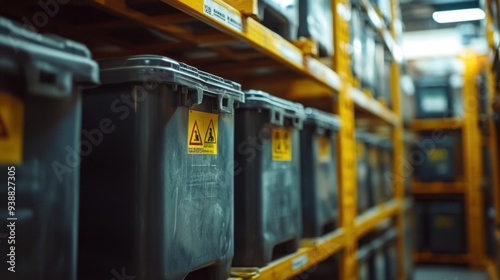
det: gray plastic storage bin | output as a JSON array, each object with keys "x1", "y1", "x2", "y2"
[
  {"x1": 78, "y1": 55, "x2": 244, "y2": 280},
  {"x1": 258, "y1": 0, "x2": 299, "y2": 41},
  {"x1": 351, "y1": 1, "x2": 364, "y2": 83},
  {"x1": 356, "y1": 131, "x2": 370, "y2": 214},
  {"x1": 0, "y1": 17, "x2": 99, "y2": 280},
  {"x1": 370, "y1": 237, "x2": 387, "y2": 280},
  {"x1": 383, "y1": 229, "x2": 398, "y2": 280},
  {"x1": 366, "y1": 134, "x2": 381, "y2": 208},
  {"x1": 358, "y1": 244, "x2": 372, "y2": 280},
  {"x1": 418, "y1": 135, "x2": 456, "y2": 182},
  {"x1": 233, "y1": 90, "x2": 305, "y2": 267},
  {"x1": 415, "y1": 77, "x2": 453, "y2": 119},
  {"x1": 298, "y1": 0, "x2": 333, "y2": 57},
  {"x1": 429, "y1": 201, "x2": 465, "y2": 254},
  {"x1": 300, "y1": 108, "x2": 340, "y2": 238},
  {"x1": 415, "y1": 201, "x2": 428, "y2": 251},
  {"x1": 379, "y1": 139, "x2": 394, "y2": 202}
]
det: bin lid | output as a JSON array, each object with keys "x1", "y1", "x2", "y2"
[
  {"x1": 357, "y1": 131, "x2": 379, "y2": 146},
  {"x1": 96, "y1": 55, "x2": 244, "y2": 112},
  {"x1": 378, "y1": 138, "x2": 393, "y2": 150},
  {"x1": 382, "y1": 228, "x2": 398, "y2": 245},
  {"x1": 0, "y1": 17, "x2": 99, "y2": 97},
  {"x1": 240, "y1": 90, "x2": 305, "y2": 128},
  {"x1": 304, "y1": 107, "x2": 341, "y2": 132}
]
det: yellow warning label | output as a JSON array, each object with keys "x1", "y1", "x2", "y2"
[
  {"x1": 356, "y1": 141, "x2": 365, "y2": 159},
  {"x1": 0, "y1": 92, "x2": 24, "y2": 164},
  {"x1": 188, "y1": 110, "x2": 218, "y2": 154},
  {"x1": 317, "y1": 136, "x2": 331, "y2": 162},
  {"x1": 434, "y1": 215, "x2": 453, "y2": 228},
  {"x1": 272, "y1": 128, "x2": 292, "y2": 161},
  {"x1": 428, "y1": 149, "x2": 447, "y2": 161}
]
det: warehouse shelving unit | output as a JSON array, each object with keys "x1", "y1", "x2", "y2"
[
  {"x1": 409, "y1": 49, "x2": 488, "y2": 268},
  {"x1": 486, "y1": 1, "x2": 500, "y2": 279},
  {"x1": 0, "y1": 0, "x2": 405, "y2": 279}
]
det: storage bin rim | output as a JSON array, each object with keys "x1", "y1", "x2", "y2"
[
  {"x1": 0, "y1": 17, "x2": 100, "y2": 97},
  {"x1": 95, "y1": 55, "x2": 245, "y2": 104},
  {"x1": 239, "y1": 89, "x2": 306, "y2": 128},
  {"x1": 304, "y1": 107, "x2": 341, "y2": 131}
]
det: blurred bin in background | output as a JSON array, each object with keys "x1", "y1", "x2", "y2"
[
  {"x1": 300, "y1": 108, "x2": 340, "y2": 238},
  {"x1": 233, "y1": 90, "x2": 305, "y2": 267},
  {"x1": 0, "y1": 17, "x2": 99, "y2": 280}
]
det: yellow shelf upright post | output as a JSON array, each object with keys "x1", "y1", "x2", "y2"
[
  {"x1": 333, "y1": 0, "x2": 357, "y2": 278},
  {"x1": 462, "y1": 48, "x2": 486, "y2": 268},
  {"x1": 389, "y1": 0, "x2": 405, "y2": 278}
]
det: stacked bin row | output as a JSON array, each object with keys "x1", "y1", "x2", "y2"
[
  {"x1": 351, "y1": 0, "x2": 393, "y2": 107},
  {"x1": 0, "y1": 16, "x2": 354, "y2": 279},
  {"x1": 357, "y1": 131, "x2": 394, "y2": 215},
  {"x1": 358, "y1": 228, "x2": 398, "y2": 280}
]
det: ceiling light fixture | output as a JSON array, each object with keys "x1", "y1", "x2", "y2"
[{"x1": 432, "y1": 8, "x2": 485, "y2": 24}]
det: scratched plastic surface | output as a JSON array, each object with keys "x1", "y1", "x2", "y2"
[
  {"x1": 233, "y1": 90, "x2": 305, "y2": 267},
  {"x1": 300, "y1": 108, "x2": 340, "y2": 238},
  {"x1": 0, "y1": 17, "x2": 99, "y2": 280},
  {"x1": 78, "y1": 56, "x2": 243, "y2": 280}
]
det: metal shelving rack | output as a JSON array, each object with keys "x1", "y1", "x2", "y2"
[
  {"x1": 0, "y1": 0, "x2": 405, "y2": 278},
  {"x1": 486, "y1": 0, "x2": 500, "y2": 279}
]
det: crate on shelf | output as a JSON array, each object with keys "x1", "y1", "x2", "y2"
[
  {"x1": 0, "y1": 16, "x2": 99, "y2": 280},
  {"x1": 233, "y1": 90, "x2": 305, "y2": 268},
  {"x1": 300, "y1": 108, "x2": 341, "y2": 238},
  {"x1": 79, "y1": 55, "x2": 244, "y2": 280}
]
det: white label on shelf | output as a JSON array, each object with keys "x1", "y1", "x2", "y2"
[
  {"x1": 277, "y1": 40, "x2": 303, "y2": 66},
  {"x1": 203, "y1": 0, "x2": 242, "y2": 32},
  {"x1": 292, "y1": 254, "x2": 308, "y2": 271},
  {"x1": 306, "y1": 58, "x2": 341, "y2": 89}
]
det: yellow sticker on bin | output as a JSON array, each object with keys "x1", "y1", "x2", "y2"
[
  {"x1": 188, "y1": 110, "x2": 218, "y2": 155},
  {"x1": 317, "y1": 136, "x2": 331, "y2": 162},
  {"x1": 272, "y1": 128, "x2": 292, "y2": 161},
  {"x1": 428, "y1": 149, "x2": 448, "y2": 161},
  {"x1": 0, "y1": 92, "x2": 24, "y2": 164}
]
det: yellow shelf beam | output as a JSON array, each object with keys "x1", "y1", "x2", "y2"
[
  {"x1": 155, "y1": 0, "x2": 342, "y2": 92},
  {"x1": 350, "y1": 87, "x2": 400, "y2": 126},
  {"x1": 230, "y1": 230, "x2": 346, "y2": 280},
  {"x1": 413, "y1": 252, "x2": 470, "y2": 264},
  {"x1": 488, "y1": 259, "x2": 499, "y2": 280},
  {"x1": 409, "y1": 118, "x2": 463, "y2": 131},
  {"x1": 411, "y1": 181, "x2": 466, "y2": 194},
  {"x1": 355, "y1": 200, "x2": 401, "y2": 238}
]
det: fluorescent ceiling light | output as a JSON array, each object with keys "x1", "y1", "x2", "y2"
[{"x1": 432, "y1": 8, "x2": 485, "y2": 23}]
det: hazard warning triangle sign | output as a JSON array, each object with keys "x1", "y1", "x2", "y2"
[
  {"x1": 189, "y1": 120, "x2": 203, "y2": 146},
  {"x1": 0, "y1": 113, "x2": 8, "y2": 139},
  {"x1": 204, "y1": 119, "x2": 216, "y2": 143}
]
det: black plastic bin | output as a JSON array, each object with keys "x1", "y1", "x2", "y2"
[
  {"x1": 298, "y1": 0, "x2": 333, "y2": 57},
  {"x1": 358, "y1": 244, "x2": 372, "y2": 280},
  {"x1": 351, "y1": 1, "x2": 364, "y2": 83},
  {"x1": 78, "y1": 55, "x2": 244, "y2": 280},
  {"x1": 415, "y1": 76, "x2": 453, "y2": 119},
  {"x1": 379, "y1": 139, "x2": 394, "y2": 202},
  {"x1": 415, "y1": 201, "x2": 428, "y2": 251},
  {"x1": 233, "y1": 90, "x2": 305, "y2": 267},
  {"x1": 418, "y1": 135, "x2": 456, "y2": 182},
  {"x1": 0, "y1": 17, "x2": 99, "y2": 280},
  {"x1": 300, "y1": 108, "x2": 340, "y2": 238},
  {"x1": 383, "y1": 229, "x2": 398, "y2": 280},
  {"x1": 429, "y1": 201, "x2": 465, "y2": 254},
  {"x1": 258, "y1": 0, "x2": 299, "y2": 41},
  {"x1": 366, "y1": 134, "x2": 381, "y2": 207},
  {"x1": 356, "y1": 131, "x2": 370, "y2": 214},
  {"x1": 370, "y1": 237, "x2": 387, "y2": 280}
]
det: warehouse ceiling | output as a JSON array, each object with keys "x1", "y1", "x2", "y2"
[{"x1": 400, "y1": 0, "x2": 482, "y2": 31}]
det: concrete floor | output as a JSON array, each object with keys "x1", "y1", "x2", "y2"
[{"x1": 414, "y1": 265, "x2": 488, "y2": 280}]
